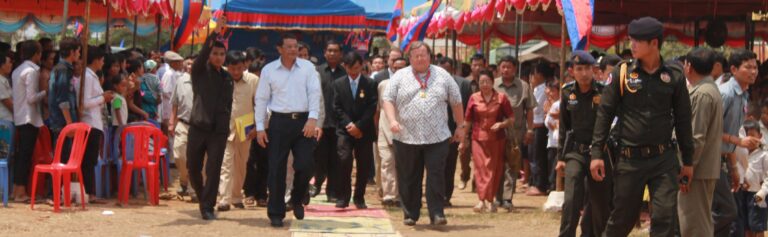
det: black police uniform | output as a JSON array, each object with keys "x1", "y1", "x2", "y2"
[
  {"x1": 559, "y1": 79, "x2": 612, "y2": 237},
  {"x1": 590, "y1": 17, "x2": 695, "y2": 237}
]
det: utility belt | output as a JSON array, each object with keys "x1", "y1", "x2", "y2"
[{"x1": 619, "y1": 142, "x2": 676, "y2": 159}]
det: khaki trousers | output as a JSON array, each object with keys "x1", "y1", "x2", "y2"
[
  {"x1": 218, "y1": 137, "x2": 252, "y2": 205},
  {"x1": 678, "y1": 178, "x2": 716, "y2": 237},
  {"x1": 377, "y1": 130, "x2": 398, "y2": 201}
]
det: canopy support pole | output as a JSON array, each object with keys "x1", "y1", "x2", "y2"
[
  {"x1": 105, "y1": 3, "x2": 111, "y2": 53},
  {"x1": 79, "y1": 0, "x2": 92, "y2": 119},
  {"x1": 559, "y1": 16, "x2": 567, "y2": 83},
  {"x1": 156, "y1": 14, "x2": 162, "y2": 51},
  {"x1": 61, "y1": 0, "x2": 70, "y2": 37},
  {"x1": 480, "y1": 22, "x2": 485, "y2": 56},
  {"x1": 693, "y1": 20, "x2": 700, "y2": 47},
  {"x1": 452, "y1": 30, "x2": 457, "y2": 62},
  {"x1": 514, "y1": 14, "x2": 520, "y2": 59},
  {"x1": 171, "y1": 0, "x2": 178, "y2": 51},
  {"x1": 445, "y1": 32, "x2": 449, "y2": 59},
  {"x1": 132, "y1": 15, "x2": 138, "y2": 49}
]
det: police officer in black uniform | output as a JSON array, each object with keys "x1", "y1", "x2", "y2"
[
  {"x1": 557, "y1": 51, "x2": 612, "y2": 237},
  {"x1": 589, "y1": 17, "x2": 694, "y2": 237}
]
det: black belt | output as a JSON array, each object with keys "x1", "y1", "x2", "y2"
[
  {"x1": 575, "y1": 142, "x2": 591, "y2": 154},
  {"x1": 178, "y1": 119, "x2": 189, "y2": 124},
  {"x1": 272, "y1": 112, "x2": 309, "y2": 120},
  {"x1": 620, "y1": 143, "x2": 675, "y2": 158}
]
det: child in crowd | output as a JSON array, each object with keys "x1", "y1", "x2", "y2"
[
  {"x1": 741, "y1": 120, "x2": 768, "y2": 237},
  {"x1": 544, "y1": 81, "x2": 560, "y2": 191},
  {"x1": 112, "y1": 74, "x2": 129, "y2": 127}
]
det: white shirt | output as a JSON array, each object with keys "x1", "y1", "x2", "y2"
[
  {"x1": 12, "y1": 60, "x2": 46, "y2": 127},
  {"x1": 532, "y1": 83, "x2": 547, "y2": 124},
  {"x1": 112, "y1": 94, "x2": 128, "y2": 126},
  {"x1": 545, "y1": 100, "x2": 560, "y2": 148},
  {"x1": 160, "y1": 68, "x2": 182, "y2": 121},
  {"x1": 0, "y1": 75, "x2": 12, "y2": 121},
  {"x1": 76, "y1": 68, "x2": 105, "y2": 131},
  {"x1": 381, "y1": 65, "x2": 462, "y2": 145},
  {"x1": 744, "y1": 148, "x2": 768, "y2": 193},
  {"x1": 254, "y1": 58, "x2": 322, "y2": 131}
]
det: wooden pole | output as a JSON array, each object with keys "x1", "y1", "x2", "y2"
[
  {"x1": 452, "y1": 30, "x2": 457, "y2": 62},
  {"x1": 132, "y1": 15, "x2": 139, "y2": 49},
  {"x1": 61, "y1": 0, "x2": 70, "y2": 37},
  {"x1": 79, "y1": 0, "x2": 92, "y2": 118},
  {"x1": 156, "y1": 14, "x2": 162, "y2": 51},
  {"x1": 171, "y1": 0, "x2": 178, "y2": 51},
  {"x1": 559, "y1": 16, "x2": 567, "y2": 83},
  {"x1": 693, "y1": 20, "x2": 700, "y2": 47},
  {"x1": 480, "y1": 22, "x2": 485, "y2": 56},
  {"x1": 105, "y1": 3, "x2": 111, "y2": 53}
]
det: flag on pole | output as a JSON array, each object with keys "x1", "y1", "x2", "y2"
[
  {"x1": 560, "y1": 0, "x2": 594, "y2": 50},
  {"x1": 400, "y1": 0, "x2": 441, "y2": 51},
  {"x1": 386, "y1": 0, "x2": 404, "y2": 42}
]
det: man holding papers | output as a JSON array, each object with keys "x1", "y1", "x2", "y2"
[{"x1": 217, "y1": 50, "x2": 260, "y2": 211}]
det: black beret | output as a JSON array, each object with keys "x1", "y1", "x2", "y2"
[
  {"x1": 628, "y1": 17, "x2": 663, "y2": 40},
  {"x1": 571, "y1": 50, "x2": 596, "y2": 65}
]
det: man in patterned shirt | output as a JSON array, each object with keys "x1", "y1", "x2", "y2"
[{"x1": 382, "y1": 41, "x2": 465, "y2": 226}]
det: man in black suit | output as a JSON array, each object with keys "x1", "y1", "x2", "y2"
[
  {"x1": 332, "y1": 52, "x2": 378, "y2": 209},
  {"x1": 312, "y1": 40, "x2": 347, "y2": 201},
  {"x1": 438, "y1": 57, "x2": 472, "y2": 207},
  {"x1": 373, "y1": 48, "x2": 403, "y2": 83}
]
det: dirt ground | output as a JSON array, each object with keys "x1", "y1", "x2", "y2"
[{"x1": 0, "y1": 169, "x2": 649, "y2": 237}]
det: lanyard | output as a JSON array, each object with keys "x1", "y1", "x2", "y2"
[{"x1": 412, "y1": 68, "x2": 431, "y2": 90}]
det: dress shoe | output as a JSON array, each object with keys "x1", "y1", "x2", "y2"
[
  {"x1": 216, "y1": 204, "x2": 231, "y2": 212},
  {"x1": 256, "y1": 199, "x2": 268, "y2": 207},
  {"x1": 270, "y1": 218, "x2": 284, "y2": 227},
  {"x1": 354, "y1": 201, "x2": 368, "y2": 209},
  {"x1": 458, "y1": 181, "x2": 467, "y2": 190},
  {"x1": 293, "y1": 204, "x2": 305, "y2": 220},
  {"x1": 381, "y1": 199, "x2": 394, "y2": 207},
  {"x1": 430, "y1": 215, "x2": 447, "y2": 225},
  {"x1": 327, "y1": 196, "x2": 338, "y2": 203},
  {"x1": 444, "y1": 200, "x2": 453, "y2": 207},
  {"x1": 501, "y1": 200, "x2": 514, "y2": 211},
  {"x1": 308, "y1": 185, "x2": 320, "y2": 197},
  {"x1": 403, "y1": 218, "x2": 417, "y2": 226},
  {"x1": 201, "y1": 211, "x2": 216, "y2": 220},
  {"x1": 335, "y1": 200, "x2": 349, "y2": 208},
  {"x1": 232, "y1": 203, "x2": 245, "y2": 209},
  {"x1": 302, "y1": 193, "x2": 310, "y2": 205}
]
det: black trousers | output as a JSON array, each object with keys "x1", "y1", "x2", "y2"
[
  {"x1": 445, "y1": 142, "x2": 459, "y2": 202},
  {"x1": 81, "y1": 128, "x2": 102, "y2": 195},
  {"x1": 13, "y1": 124, "x2": 39, "y2": 186},
  {"x1": 313, "y1": 127, "x2": 338, "y2": 198},
  {"x1": 266, "y1": 116, "x2": 316, "y2": 220},
  {"x1": 393, "y1": 139, "x2": 449, "y2": 221},
  {"x1": 558, "y1": 151, "x2": 613, "y2": 237},
  {"x1": 712, "y1": 161, "x2": 738, "y2": 237},
  {"x1": 529, "y1": 127, "x2": 549, "y2": 191},
  {"x1": 243, "y1": 139, "x2": 269, "y2": 200},
  {"x1": 186, "y1": 127, "x2": 228, "y2": 213},
  {"x1": 336, "y1": 133, "x2": 373, "y2": 203}
]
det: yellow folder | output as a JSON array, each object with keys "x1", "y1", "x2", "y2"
[{"x1": 235, "y1": 113, "x2": 255, "y2": 142}]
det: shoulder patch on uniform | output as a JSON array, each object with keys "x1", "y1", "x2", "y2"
[{"x1": 562, "y1": 81, "x2": 575, "y2": 89}]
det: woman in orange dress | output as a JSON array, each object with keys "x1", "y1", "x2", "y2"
[{"x1": 461, "y1": 70, "x2": 514, "y2": 213}]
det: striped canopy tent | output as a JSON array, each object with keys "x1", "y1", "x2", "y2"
[
  {"x1": 215, "y1": 0, "x2": 373, "y2": 32},
  {"x1": 434, "y1": 0, "x2": 768, "y2": 49},
  {"x1": 0, "y1": 0, "x2": 176, "y2": 35}
]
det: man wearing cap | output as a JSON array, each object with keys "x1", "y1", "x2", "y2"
[
  {"x1": 589, "y1": 17, "x2": 694, "y2": 236},
  {"x1": 556, "y1": 51, "x2": 612, "y2": 237},
  {"x1": 161, "y1": 51, "x2": 185, "y2": 197}
]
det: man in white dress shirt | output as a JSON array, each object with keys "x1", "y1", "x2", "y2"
[{"x1": 255, "y1": 33, "x2": 322, "y2": 228}]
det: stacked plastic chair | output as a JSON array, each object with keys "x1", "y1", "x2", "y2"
[
  {"x1": 118, "y1": 125, "x2": 165, "y2": 205},
  {"x1": 0, "y1": 120, "x2": 14, "y2": 207}
]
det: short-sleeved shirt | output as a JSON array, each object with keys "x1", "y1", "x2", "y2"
[
  {"x1": 494, "y1": 77, "x2": 536, "y2": 142},
  {"x1": 719, "y1": 77, "x2": 749, "y2": 154},
  {"x1": 171, "y1": 74, "x2": 193, "y2": 122},
  {"x1": 532, "y1": 83, "x2": 547, "y2": 124},
  {"x1": 0, "y1": 75, "x2": 12, "y2": 121},
  {"x1": 381, "y1": 65, "x2": 462, "y2": 145},
  {"x1": 112, "y1": 94, "x2": 128, "y2": 125}
]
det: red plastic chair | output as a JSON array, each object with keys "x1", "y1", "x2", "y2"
[
  {"x1": 30, "y1": 123, "x2": 91, "y2": 212},
  {"x1": 118, "y1": 125, "x2": 165, "y2": 206}
]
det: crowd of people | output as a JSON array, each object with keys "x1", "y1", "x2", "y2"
[{"x1": 1, "y1": 15, "x2": 768, "y2": 235}]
